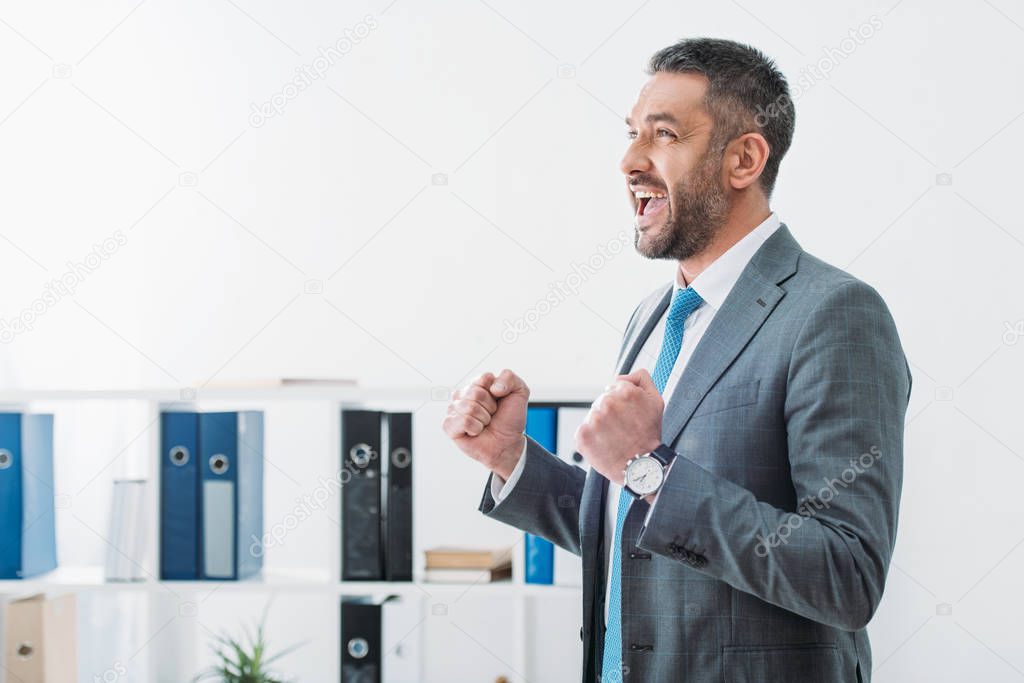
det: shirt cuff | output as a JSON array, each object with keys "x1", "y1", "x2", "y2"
[
  {"x1": 643, "y1": 458, "x2": 676, "y2": 524},
  {"x1": 490, "y1": 439, "x2": 529, "y2": 503}
]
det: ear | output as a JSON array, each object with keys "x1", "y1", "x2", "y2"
[{"x1": 723, "y1": 132, "x2": 770, "y2": 192}]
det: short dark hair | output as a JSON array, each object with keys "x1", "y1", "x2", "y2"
[{"x1": 647, "y1": 38, "x2": 794, "y2": 197}]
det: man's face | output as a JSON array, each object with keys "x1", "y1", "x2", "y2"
[{"x1": 621, "y1": 71, "x2": 729, "y2": 261}]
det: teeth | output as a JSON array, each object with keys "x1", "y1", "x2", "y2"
[{"x1": 634, "y1": 191, "x2": 667, "y2": 199}]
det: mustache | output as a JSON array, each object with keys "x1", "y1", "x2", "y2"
[{"x1": 628, "y1": 175, "x2": 668, "y2": 192}]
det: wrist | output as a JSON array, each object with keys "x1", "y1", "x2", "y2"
[
  {"x1": 492, "y1": 435, "x2": 526, "y2": 481},
  {"x1": 622, "y1": 440, "x2": 663, "y2": 472},
  {"x1": 640, "y1": 438, "x2": 662, "y2": 455},
  {"x1": 617, "y1": 440, "x2": 661, "y2": 479}
]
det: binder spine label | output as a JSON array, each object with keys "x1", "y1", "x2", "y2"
[{"x1": 202, "y1": 480, "x2": 235, "y2": 578}]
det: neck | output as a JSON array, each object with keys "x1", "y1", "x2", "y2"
[{"x1": 676, "y1": 192, "x2": 771, "y2": 287}]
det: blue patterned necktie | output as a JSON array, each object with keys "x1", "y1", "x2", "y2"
[{"x1": 601, "y1": 285, "x2": 704, "y2": 682}]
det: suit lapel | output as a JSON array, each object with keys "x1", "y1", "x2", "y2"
[
  {"x1": 616, "y1": 286, "x2": 672, "y2": 375},
  {"x1": 661, "y1": 223, "x2": 802, "y2": 446}
]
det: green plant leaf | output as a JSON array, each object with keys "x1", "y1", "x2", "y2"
[{"x1": 194, "y1": 602, "x2": 305, "y2": 683}]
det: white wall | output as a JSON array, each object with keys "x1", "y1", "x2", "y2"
[{"x1": 1, "y1": 0, "x2": 1023, "y2": 680}]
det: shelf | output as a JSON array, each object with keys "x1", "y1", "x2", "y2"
[
  {"x1": 0, "y1": 566, "x2": 116, "y2": 592},
  {"x1": 339, "y1": 580, "x2": 583, "y2": 599},
  {"x1": 0, "y1": 567, "x2": 583, "y2": 598},
  {"x1": 0, "y1": 385, "x2": 600, "y2": 403},
  {"x1": 0, "y1": 567, "x2": 335, "y2": 594},
  {"x1": 0, "y1": 386, "x2": 407, "y2": 403}
]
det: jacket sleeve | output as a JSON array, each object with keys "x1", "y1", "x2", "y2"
[
  {"x1": 479, "y1": 436, "x2": 587, "y2": 555},
  {"x1": 637, "y1": 280, "x2": 912, "y2": 631}
]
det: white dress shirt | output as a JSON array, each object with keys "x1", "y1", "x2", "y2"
[{"x1": 491, "y1": 212, "x2": 782, "y2": 624}]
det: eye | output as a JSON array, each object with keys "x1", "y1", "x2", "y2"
[
  {"x1": 626, "y1": 130, "x2": 638, "y2": 140},
  {"x1": 656, "y1": 128, "x2": 676, "y2": 138}
]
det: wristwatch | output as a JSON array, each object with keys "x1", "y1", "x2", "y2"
[{"x1": 623, "y1": 444, "x2": 677, "y2": 499}]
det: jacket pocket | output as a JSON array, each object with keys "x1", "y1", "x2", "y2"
[
  {"x1": 723, "y1": 642, "x2": 842, "y2": 682},
  {"x1": 690, "y1": 378, "x2": 760, "y2": 419}
]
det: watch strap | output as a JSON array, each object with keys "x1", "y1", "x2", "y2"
[{"x1": 649, "y1": 444, "x2": 677, "y2": 467}]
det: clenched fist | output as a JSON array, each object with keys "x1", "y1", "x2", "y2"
[
  {"x1": 442, "y1": 369, "x2": 530, "y2": 480},
  {"x1": 576, "y1": 368, "x2": 664, "y2": 485}
]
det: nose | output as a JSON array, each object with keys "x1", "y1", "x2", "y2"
[{"x1": 619, "y1": 138, "x2": 652, "y2": 178}]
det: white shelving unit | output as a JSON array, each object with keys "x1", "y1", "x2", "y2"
[
  {"x1": 0, "y1": 567, "x2": 586, "y2": 597},
  {"x1": 0, "y1": 384, "x2": 595, "y2": 682}
]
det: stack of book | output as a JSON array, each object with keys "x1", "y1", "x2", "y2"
[{"x1": 423, "y1": 547, "x2": 513, "y2": 584}]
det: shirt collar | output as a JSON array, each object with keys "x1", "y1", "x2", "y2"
[{"x1": 675, "y1": 212, "x2": 782, "y2": 311}]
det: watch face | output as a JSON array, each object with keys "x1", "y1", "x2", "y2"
[{"x1": 625, "y1": 456, "x2": 664, "y2": 495}]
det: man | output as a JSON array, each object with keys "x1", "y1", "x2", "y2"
[{"x1": 443, "y1": 38, "x2": 911, "y2": 682}]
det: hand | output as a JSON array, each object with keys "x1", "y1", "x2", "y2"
[
  {"x1": 575, "y1": 368, "x2": 664, "y2": 485},
  {"x1": 442, "y1": 369, "x2": 529, "y2": 480}
]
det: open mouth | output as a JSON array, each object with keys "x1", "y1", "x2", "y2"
[{"x1": 634, "y1": 190, "x2": 668, "y2": 224}]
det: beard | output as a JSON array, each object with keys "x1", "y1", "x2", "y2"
[{"x1": 634, "y1": 147, "x2": 729, "y2": 261}]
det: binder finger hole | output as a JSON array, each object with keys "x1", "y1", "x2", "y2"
[
  {"x1": 391, "y1": 447, "x2": 411, "y2": 468},
  {"x1": 209, "y1": 454, "x2": 230, "y2": 475},
  {"x1": 350, "y1": 443, "x2": 373, "y2": 468},
  {"x1": 0, "y1": 448, "x2": 11, "y2": 469},
  {"x1": 169, "y1": 446, "x2": 189, "y2": 467},
  {"x1": 347, "y1": 637, "x2": 370, "y2": 659},
  {"x1": 16, "y1": 642, "x2": 34, "y2": 659}
]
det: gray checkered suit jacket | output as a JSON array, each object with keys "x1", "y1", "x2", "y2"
[{"x1": 479, "y1": 224, "x2": 912, "y2": 682}]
